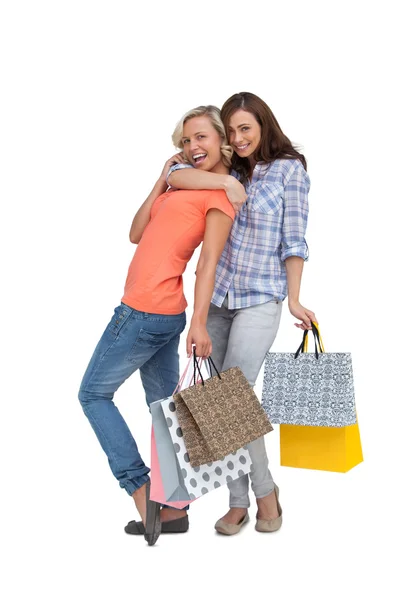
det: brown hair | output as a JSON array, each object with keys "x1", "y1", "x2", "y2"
[{"x1": 221, "y1": 92, "x2": 307, "y2": 183}]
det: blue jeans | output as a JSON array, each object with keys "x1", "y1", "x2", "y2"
[{"x1": 78, "y1": 303, "x2": 186, "y2": 496}]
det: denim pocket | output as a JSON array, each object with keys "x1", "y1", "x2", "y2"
[
  {"x1": 138, "y1": 329, "x2": 173, "y2": 344},
  {"x1": 126, "y1": 316, "x2": 185, "y2": 364}
]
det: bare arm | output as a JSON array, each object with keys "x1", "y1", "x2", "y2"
[
  {"x1": 285, "y1": 256, "x2": 317, "y2": 330},
  {"x1": 168, "y1": 169, "x2": 247, "y2": 214},
  {"x1": 129, "y1": 178, "x2": 167, "y2": 243},
  {"x1": 169, "y1": 168, "x2": 230, "y2": 190},
  {"x1": 186, "y1": 209, "x2": 233, "y2": 357},
  {"x1": 129, "y1": 153, "x2": 184, "y2": 244}
]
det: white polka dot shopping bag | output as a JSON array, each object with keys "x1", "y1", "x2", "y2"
[
  {"x1": 149, "y1": 357, "x2": 252, "y2": 504},
  {"x1": 161, "y1": 396, "x2": 252, "y2": 500}
]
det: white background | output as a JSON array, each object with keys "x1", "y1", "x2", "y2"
[{"x1": 1, "y1": 1, "x2": 399, "y2": 598}]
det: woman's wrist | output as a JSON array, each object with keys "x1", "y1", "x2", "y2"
[
  {"x1": 288, "y1": 297, "x2": 300, "y2": 306},
  {"x1": 190, "y1": 314, "x2": 207, "y2": 327},
  {"x1": 222, "y1": 174, "x2": 235, "y2": 191}
]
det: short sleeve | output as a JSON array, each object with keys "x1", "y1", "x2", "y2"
[
  {"x1": 204, "y1": 190, "x2": 235, "y2": 221},
  {"x1": 166, "y1": 163, "x2": 194, "y2": 188}
]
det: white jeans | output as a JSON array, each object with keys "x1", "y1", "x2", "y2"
[{"x1": 207, "y1": 298, "x2": 282, "y2": 508}]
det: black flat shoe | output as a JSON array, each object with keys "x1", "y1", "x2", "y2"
[
  {"x1": 144, "y1": 480, "x2": 161, "y2": 546},
  {"x1": 125, "y1": 515, "x2": 189, "y2": 535}
]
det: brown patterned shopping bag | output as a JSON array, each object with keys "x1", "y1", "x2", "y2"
[{"x1": 174, "y1": 353, "x2": 273, "y2": 467}]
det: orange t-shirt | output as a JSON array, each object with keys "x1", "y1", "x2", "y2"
[{"x1": 121, "y1": 189, "x2": 235, "y2": 315}]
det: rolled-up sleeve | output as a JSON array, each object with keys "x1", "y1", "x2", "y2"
[
  {"x1": 280, "y1": 164, "x2": 310, "y2": 262},
  {"x1": 166, "y1": 162, "x2": 193, "y2": 187}
]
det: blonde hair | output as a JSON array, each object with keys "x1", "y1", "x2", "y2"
[{"x1": 172, "y1": 105, "x2": 233, "y2": 168}]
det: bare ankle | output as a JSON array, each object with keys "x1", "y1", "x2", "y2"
[
  {"x1": 256, "y1": 492, "x2": 279, "y2": 520},
  {"x1": 160, "y1": 508, "x2": 187, "y2": 522}
]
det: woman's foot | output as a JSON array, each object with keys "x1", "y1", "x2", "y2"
[
  {"x1": 256, "y1": 488, "x2": 279, "y2": 521},
  {"x1": 215, "y1": 508, "x2": 249, "y2": 535},
  {"x1": 160, "y1": 507, "x2": 187, "y2": 523},
  {"x1": 255, "y1": 485, "x2": 282, "y2": 533},
  {"x1": 131, "y1": 485, "x2": 187, "y2": 525},
  {"x1": 126, "y1": 494, "x2": 188, "y2": 536},
  {"x1": 125, "y1": 513, "x2": 189, "y2": 535},
  {"x1": 217, "y1": 507, "x2": 248, "y2": 525}
]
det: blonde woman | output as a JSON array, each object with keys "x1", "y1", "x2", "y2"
[{"x1": 79, "y1": 106, "x2": 237, "y2": 545}]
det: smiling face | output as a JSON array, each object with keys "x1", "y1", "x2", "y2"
[
  {"x1": 227, "y1": 109, "x2": 262, "y2": 159},
  {"x1": 182, "y1": 116, "x2": 226, "y2": 173}
]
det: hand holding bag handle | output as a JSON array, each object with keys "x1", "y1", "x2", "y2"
[{"x1": 294, "y1": 321, "x2": 325, "y2": 360}]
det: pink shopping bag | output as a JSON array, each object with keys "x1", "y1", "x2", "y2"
[
  {"x1": 149, "y1": 427, "x2": 194, "y2": 509},
  {"x1": 149, "y1": 357, "x2": 203, "y2": 508}
]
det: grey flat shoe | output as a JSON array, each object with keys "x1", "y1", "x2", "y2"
[
  {"x1": 255, "y1": 485, "x2": 282, "y2": 533},
  {"x1": 144, "y1": 480, "x2": 161, "y2": 546},
  {"x1": 125, "y1": 515, "x2": 189, "y2": 535},
  {"x1": 215, "y1": 512, "x2": 249, "y2": 536}
]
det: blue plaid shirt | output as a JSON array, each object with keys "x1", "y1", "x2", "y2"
[{"x1": 167, "y1": 158, "x2": 310, "y2": 309}]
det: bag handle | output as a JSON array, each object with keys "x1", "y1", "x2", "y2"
[
  {"x1": 294, "y1": 322, "x2": 325, "y2": 360},
  {"x1": 301, "y1": 322, "x2": 325, "y2": 354},
  {"x1": 312, "y1": 322, "x2": 325, "y2": 352},
  {"x1": 190, "y1": 357, "x2": 204, "y2": 386},
  {"x1": 173, "y1": 356, "x2": 203, "y2": 395},
  {"x1": 193, "y1": 349, "x2": 222, "y2": 386}
]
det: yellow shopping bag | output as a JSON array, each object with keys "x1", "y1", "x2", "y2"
[
  {"x1": 280, "y1": 422, "x2": 363, "y2": 472},
  {"x1": 274, "y1": 323, "x2": 363, "y2": 472}
]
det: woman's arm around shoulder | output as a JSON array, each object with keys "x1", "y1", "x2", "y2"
[{"x1": 168, "y1": 168, "x2": 247, "y2": 214}]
